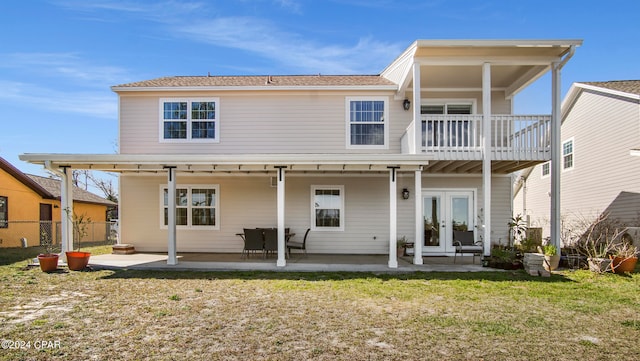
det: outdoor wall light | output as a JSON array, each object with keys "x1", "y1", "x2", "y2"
[
  {"x1": 402, "y1": 188, "x2": 410, "y2": 200},
  {"x1": 403, "y1": 98, "x2": 411, "y2": 111}
]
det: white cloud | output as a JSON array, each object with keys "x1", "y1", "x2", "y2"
[
  {"x1": 0, "y1": 81, "x2": 117, "y2": 119},
  {"x1": 1, "y1": 52, "x2": 131, "y2": 87},
  {"x1": 176, "y1": 17, "x2": 402, "y2": 74}
]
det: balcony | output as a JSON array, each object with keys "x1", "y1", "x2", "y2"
[{"x1": 402, "y1": 114, "x2": 551, "y2": 160}]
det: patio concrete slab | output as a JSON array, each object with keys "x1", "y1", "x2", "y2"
[{"x1": 88, "y1": 253, "x2": 494, "y2": 273}]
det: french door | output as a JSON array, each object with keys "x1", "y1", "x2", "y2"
[{"x1": 422, "y1": 190, "x2": 475, "y2": 253}]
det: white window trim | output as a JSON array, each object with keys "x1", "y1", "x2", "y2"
[
  {"x1": 311, "y1": 185, "x2": 345, "y2": 231},
  {"x1": 562, "y1": 138, "x2": 574, "y2": 171},
  {"x1": 159, "y1": 184, "x2": 220, "y2": 230},
  {"x1": 159, "y1": 97, "x2": 220, "y2": 143},
  {"x1": 345, "y1": 96, "x2": 389, "y2": 149},
  {"x1": 421, "y1": 99, "x2": 477, "y2": 114},
  {"x1": 541, "y1": 162, "x2": 550, "y2": 178}
]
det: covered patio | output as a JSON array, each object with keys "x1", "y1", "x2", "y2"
[{"x1": 87, "y1": 252, "x2": 489, "y2": 273}]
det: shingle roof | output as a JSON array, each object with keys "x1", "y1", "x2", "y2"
[
  {"x1": 114, "y1": 75, "x2": 395, "y2": 88},
  {"x1": 580, "y1": 80, "x2": 640, "y2": 96},
  {"x1": 25, "y1": 174, "x2": 116, "y2": 206}
]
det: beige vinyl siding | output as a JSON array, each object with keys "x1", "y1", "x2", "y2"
[
  {"x1": 121, "y1": 172, "x2": 512, "y2": 253},
  {"x1": 121, "y1": 173, "x2": 393, "y2": 254},
  {"x1": 119, "y1": 91, "x2": 409, "y2": 155},
  {"x1": 514, "y1": 89, "x2": 640, "y2": 238}
]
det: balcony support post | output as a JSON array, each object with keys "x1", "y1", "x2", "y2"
[
  {"x1": 414, "y1": 168, "x2": 423, "y2": 265},
  {"x1": 482, "y1": 63, "x2": 491, "y2": 256},
  {"x1": 550, "y1": 62, "x2": 562, "y2": 252},
  {"x1": 413, "y1": 61, "x2": 421, "y2": 154}
]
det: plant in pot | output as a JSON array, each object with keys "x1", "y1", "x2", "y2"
[
  {"x1": 575, "y1": 213, "x2": 624, "y2": 274},
  {"x1": 37, "y1": 229, "x2": 59, "y2": 272},
  {"x1": 396, "y1": 236, "x2": 408, "y2": 257},
  {"x1": 611, "y1": 241, "x2": 638, "y2": 274},
  {"x1": 541, "y1": 244, "x2": 560, "y2": 271},
  {"x1": 66, "y1": 212, "x2": 92, "y2": 271}
]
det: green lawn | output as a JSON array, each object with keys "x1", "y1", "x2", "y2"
[{"x1": 1, "y1": 246, "x2": 638, "y2": 360}]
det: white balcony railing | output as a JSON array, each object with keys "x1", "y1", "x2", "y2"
[{"x1": 401, "y1": 114, "x2": 551, "y2": 160}]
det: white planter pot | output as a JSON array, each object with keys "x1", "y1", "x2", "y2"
[{"x1": 587, "y1": 257, "x2": 612, "y2": 273}]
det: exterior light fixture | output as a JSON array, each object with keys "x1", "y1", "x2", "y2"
[
  {"x1": 403, "y1": 99, "x2": 411, "y2": 111},
  {"x1": 402, "y1": 188, "x2": 410, "y2": 200}
]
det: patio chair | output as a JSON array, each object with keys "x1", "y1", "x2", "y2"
[
  {"x1": 263, "y1": 228, "x2": 278, "y2": 258},
  {"x1": 242, "y1": 228, "x2": 264, "y2": 258},
  {"x1": 453, "y1": 230, "x2": 483, "y2": 264},
  {"x1": 287, "y1": 228, "x2": 310, "y2": 258}
]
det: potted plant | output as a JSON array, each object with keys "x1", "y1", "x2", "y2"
[
  {"x1": 396, "y1": 236, "x2": 408, "y2": 257},
  {"x1": 65, "y1": 212, "x2": 92, "y2": 271},
  {"x1": 575, "y1": 213, "x2": 624, "y2": 273},
  {"x1": 541, "y1": 244, "x2": 560, "y2": 271},
  {"x1": 37, "y1": 230, "x2": 58, "y2": 272},
  {"x1": 611, "y1": 242, "x2": 638, "y2": 274}
]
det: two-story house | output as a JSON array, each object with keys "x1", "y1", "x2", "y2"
[
  {"x1": 514, "y1": 80, "x2": 640, "y2": 241},
  {"x1": 20, "y1": 39, "x2": 581, "y2": 268}
]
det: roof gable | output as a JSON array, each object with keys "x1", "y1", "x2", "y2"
[
  {"x1": 0, "y1": 156, "x2": 53, "y2": 198},
  {"x1": 25, "y1": 174, "x2": 116, "y2": 206}
]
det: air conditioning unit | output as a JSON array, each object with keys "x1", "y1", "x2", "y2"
[{"x1": 624, "y1": 227, "x2": 640, "y2": 247}]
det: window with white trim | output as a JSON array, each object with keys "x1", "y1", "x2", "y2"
[
  {"x1": 311, "y1": 185, "x2": 344, "y2": 231},
  {"x1": 562, "y1": 139, "x2": 574, "y2": 170},
  {"x1": 160, "y1": 98, "x2": 219, "y2": 142},
  {"x1": 541, "y1": 162, "x2": 550, "y2": 177},
  {"x1": 346, "y1": 97, "x2": 388, "y2": 148},
  {"x1": 161, "y1": 185, "x2": 219, "y2": 229},
  {"x1": 0, "y1": 196, "x2": 7, "y2": 228}
]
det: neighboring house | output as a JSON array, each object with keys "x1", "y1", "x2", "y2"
[
  {"x1": 20, "y1": 39, "x2": 581, "y2": 268},
  {"x1": 513, "y1": 80, "x2": 640, "y2": 241},
  {"x1": 0, "y1": 156, "x2": 116, "y2": 248}
]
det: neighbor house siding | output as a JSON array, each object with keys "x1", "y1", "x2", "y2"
[
  {"x1": 119, "y1": 91, "x2": 409, "y2": 155},
  {"x1": 514, "y1": 88, "x2": 640, "y2": 238}
]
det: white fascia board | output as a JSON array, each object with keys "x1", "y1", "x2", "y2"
[
  {"x1": 574, "y1": 83, "x2": 640, "y2": 101},
  {"x1": 415, "y1": 39, "x2": 583, "y2": 48},
  {"x1": 111, "y1": 85, "x2": 398, "y2": 93},
  {"x1": 20, "y1": 153, "x2": 432, "y2": 170}
]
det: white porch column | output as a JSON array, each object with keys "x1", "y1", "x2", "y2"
[
  {"x1": 275, "y1": 166, "x2": 287, "y2": 267},
  {"x1": 165, "y1": 166, "x2": 177, "y2": 265},
  {"x1": 413, "y1": 61, "x2": 422, "y2": 154},
  {"x1": 413, "y1": 168, "x2": 423, "y2": 265},
  {"x1": 482, "y1": 63, "x2": 492, "y2": 256},
  {"x1": 388, "y1": 167, "x2": 399, "y2": 268},
  {"x1": 550, "y1": 62, "x2": 562, "y2": 251},
  {"x1": 60, "y1": 166, "x2": 74, "y2": 261}
]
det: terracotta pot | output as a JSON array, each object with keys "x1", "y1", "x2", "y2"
[
  {"x1": 543, "y1": 255, "x2": 561, "y2": 271},
  {"x1": 612, "y1": 256, "x2": 638, "y2": 274},
  {"x1": 37, "y1": 254, "x2": 59, "y2": 272},
  {"x1": 65, "y1": 251, "x2": 91, "y2": 271}
]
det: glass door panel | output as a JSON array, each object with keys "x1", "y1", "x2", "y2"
[{"x1": 423, "y1": 190, "x2": 475, "y2": 253}]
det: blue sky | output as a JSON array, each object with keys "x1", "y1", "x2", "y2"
[{"x1": 1, "y1": 0, "x2": 639, "y2": 181}]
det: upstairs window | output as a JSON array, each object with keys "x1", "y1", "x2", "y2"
[
  {"x1": 346, "y1": 97, "x2": 388, "y2": 149},
  {"x1": 160, "y1": 98, "x2": 219, "y2": 142},
  {"x1": 421, "y1": 102, "x2": 474, "y2": 147},
  {"x1": 0, "y1": 196, "x2": 7, "y2": 228},
  {"x1": 563, "y1": 139, "x2": 574, "y2": 170}
]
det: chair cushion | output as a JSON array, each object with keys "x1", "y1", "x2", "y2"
[{"x1": 457, "y1": 245, "x2": 483, "y2": 252}]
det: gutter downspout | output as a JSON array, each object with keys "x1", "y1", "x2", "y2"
[
  {"x1": 44, "y1": 161, "x2": 74, "y2": 262},
  {"x1": 550, "y1": 45, "x2": 576, "y2": 252}
]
